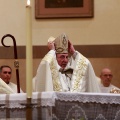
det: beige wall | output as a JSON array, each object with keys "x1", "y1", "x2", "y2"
[
  {"x1": 0, "y1": 59, "x2": 40, "y2": 92},
  {"x1": 0, "y1": 0, "x2": 120, "y2": 92},
  {"x1": 0, "y1": 58, "x2": 120, "y2": 92},
  {"x1": 0, "y1": 0, "x2": 120, "y2": 46},
  {"x1": 89, "y1": 58, "x2": 120, "y2": 88}
]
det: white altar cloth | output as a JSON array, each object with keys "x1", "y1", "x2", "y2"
[
  {"x1": 0, "y1": 92, "x2": 120, "y2": 120},
  {"x1": 1, "y1": 92, "x2": 120, "y2": 102},
  {"x1": 0, "y1": 92, "x2": 120, "y2": 108}
]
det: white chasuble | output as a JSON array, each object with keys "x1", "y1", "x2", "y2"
[{"x1": 35, "y1": 50, "x2": 101, "y2": 92}]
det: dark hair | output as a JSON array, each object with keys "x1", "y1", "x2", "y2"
[{"x1": 0, "y1": 65, "x2": 12, "y2": 73}]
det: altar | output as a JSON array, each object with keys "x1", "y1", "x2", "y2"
[{"x1": 0, "y1": 92, "x2": 120, "y2": 120}]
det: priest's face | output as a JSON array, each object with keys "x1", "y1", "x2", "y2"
[
  {"x1": 56, "y1": 53, "x2": 69, "y2": 69},
  {"x1": 0, "y1": 67, "x2": 12, "y2": 84},
  {"x1": 100, "y1": 68, "x2": 113, "y2": 87}
]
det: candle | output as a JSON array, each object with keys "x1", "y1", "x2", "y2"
[{"x1": 26, "y1": 0, "x2": 33, "y2": 98}]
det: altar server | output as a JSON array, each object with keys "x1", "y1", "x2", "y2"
[
  {"x1": 0, "y1": 65, "x2": 23, "y2": 94},
  {"x1": 99, "y1": 68, "x2": 120, "y2": 93}
]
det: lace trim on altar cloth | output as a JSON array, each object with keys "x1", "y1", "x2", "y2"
[
  {"x1": 0, "y1": 92, "x2": 56, "y2": 108},
  {"x1": 0, "y1": 98, "x2": 55, "y2": 109},
  {"x1": 54, "y1": 92, "x2": 120, "y2": 104},
  {"x1": 0, "y1": 92, "x2": 120, "y2": 109},
  {"x1": 0, "y1": 118, "x2": 29, "y2": 120}
]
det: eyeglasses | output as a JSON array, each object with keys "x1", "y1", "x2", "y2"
[
  {"x1": 102, "y1": 74, "x2": 113, "y2": 77},
  {"x1": 3, "y1": 71, "x2": 11, "y2": 74}
]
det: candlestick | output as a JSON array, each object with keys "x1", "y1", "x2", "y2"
[{"x1": 26, "y1": 0, "x2": 33, "y2": 98}]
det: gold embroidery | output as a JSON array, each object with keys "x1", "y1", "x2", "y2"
[
  {"x1": 50, "y1": 59, "x2": 62, "y2": 91},
  {"x1": 110, "y1": 88, "x2": 120, "y2": 93},
  {"x1": 42, "y1": 52, "x2": 62, "y2": 91},
  {"x1": 42, "y1": 51, "x2": 88, "y2": 92},
  {"x1": 71, "y1": 53, "x2": 87, "y2": 92}
]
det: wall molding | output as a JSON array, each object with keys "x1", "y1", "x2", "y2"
[{"x1": 0, "y1": 45, "x2": 120, "y2": 59}]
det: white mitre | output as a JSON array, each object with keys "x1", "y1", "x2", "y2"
[
  {"x1": 47, "y1": 33, "x2": 69, "y2": 54},
  {"x1": 48, "y1": 36, "x2": 55, "y2": 42},
  {"x1": 54, "y1": 33, "x2": 68, "y2": 53},
  {"x1": 0, "y1": 78, "x2": 15, "y2": 94}
]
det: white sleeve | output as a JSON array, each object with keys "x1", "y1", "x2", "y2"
[
  {"x1": 0, "y1": 78, "x2": 15, "y2": 94},
  {"x1": 34, "y1": 50, "x2": 55, "y2": 92},
  {"x1": 86, "y1": 61, "x2": 101, "y2": 92}
]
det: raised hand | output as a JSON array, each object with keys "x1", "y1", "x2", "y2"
[
  {"x1": 68, "y1": 40, "x2": 75, "y2": 55},
  {"x1": 47, "y1": 41, "x2": 55, "y2": 50}
]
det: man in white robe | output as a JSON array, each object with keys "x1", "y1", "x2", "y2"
[
  {"x1": 35, "y1": 33, "x2": 101, "y2": 92},
  {"x1": 0, "y1": 78, "x2": 15, "y2": 94},
  {"x1": 99, "y1": 68, "x2": 120, "y2": 93},
  {"x1": 0, "y1": 65, "x2": 23, "y2": 94}
]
